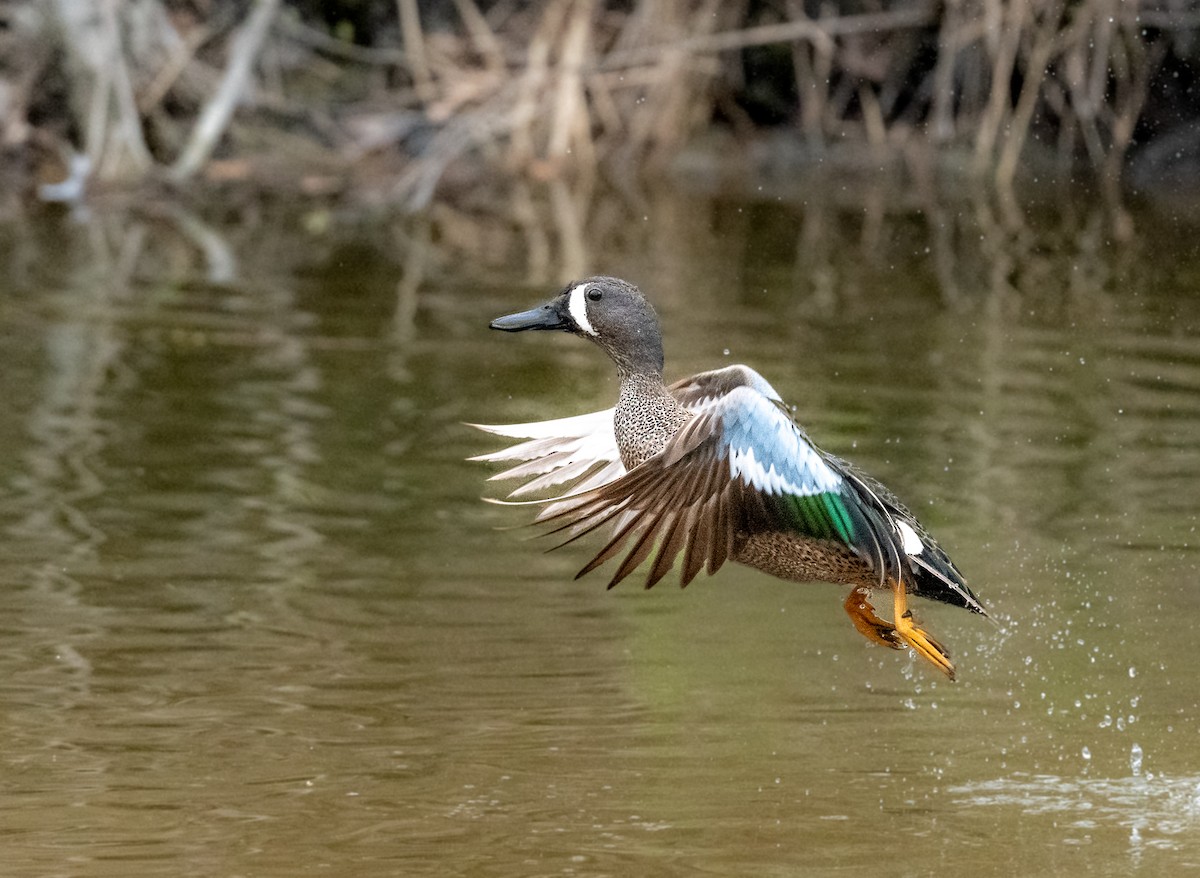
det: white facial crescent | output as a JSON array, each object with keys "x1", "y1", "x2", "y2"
[{"x1": 568, "y1": 283, "x2": 597, "y2": 336}]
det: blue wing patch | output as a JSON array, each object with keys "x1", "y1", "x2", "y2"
[{"x1": 715, "y1": 387, "x2": 858, "y2": 543}]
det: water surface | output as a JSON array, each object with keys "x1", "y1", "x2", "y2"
[{"x1": 1, "y1": 189, "x2": 1199, "y2": 876}]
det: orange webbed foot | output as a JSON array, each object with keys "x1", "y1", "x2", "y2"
[{"x1": 843, "y1": 586, "x2": 905, "y2": 651}]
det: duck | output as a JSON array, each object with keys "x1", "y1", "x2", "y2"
[{"x1": 471, "y1": 276, "x2": 986, "y2": 679}]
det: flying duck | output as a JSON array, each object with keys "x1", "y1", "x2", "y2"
[{"x1": 471, "y1": 277, "x2": 986, "y2": 679}]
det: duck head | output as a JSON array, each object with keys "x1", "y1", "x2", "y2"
[{"x1": 490, "y1": 276, "x2": 665, "y2": 377}]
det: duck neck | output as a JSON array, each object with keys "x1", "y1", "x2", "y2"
[{"x1": 614, "y1": 368, "x2": 690, "y2": 470}]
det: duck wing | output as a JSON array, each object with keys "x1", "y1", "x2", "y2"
[
  {"x1": 538, "y1": 382, "x2": 982, "y2": 614},
  {"x1": 537, "y1": 384, "x2": 864, "y2": 586}
]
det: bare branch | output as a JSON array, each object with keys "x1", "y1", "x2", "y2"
[{"x1": 170, "y1": 0, "x2": 281, "y2": 182}]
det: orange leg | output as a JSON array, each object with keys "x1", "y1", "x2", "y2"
[
  {"x1": 843, "y1": 586, "x2": 904, "y2": 650},
  {"x1": 892, "y1": 578, "x2": 956, "y2": 681}
]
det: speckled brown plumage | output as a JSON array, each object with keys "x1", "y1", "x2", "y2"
[
  {"x1": 615, "y1": 373, "x2": 691, "y2": 470},
  {"x1": 735, "y1": 531, "x2": 875, "y2": 586}
]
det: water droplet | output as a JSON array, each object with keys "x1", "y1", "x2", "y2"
[
  {"x1": 1081, "y1": 746, "x2": 1092, "y2": 761},
  {"x1": 1130, "y1": 742, "x2": 1143, "y2": 776}
]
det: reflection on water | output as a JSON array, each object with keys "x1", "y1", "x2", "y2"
[{"x1": 1, "y1": 188, "x2": 1200, "y2": 875}]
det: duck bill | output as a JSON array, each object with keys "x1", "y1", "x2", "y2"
[{"x1": 489, "y1": 300, "x2": 568, "y2": 332}]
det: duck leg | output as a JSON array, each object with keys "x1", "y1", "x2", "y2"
[
  {"x1": 892, "y1": 578, "x2": 956, "y2": 680},
  {"x1": 843, "y1": 586, "x2": 904, "y2": 650}
]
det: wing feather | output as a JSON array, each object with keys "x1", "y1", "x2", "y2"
[
  {"x1": 647, "y1": 510, "x2": 686, "y2": 588},
  {"x1": 468, "y1": 409, "x2": 616, "y2": 441},
  {"x1": 681, "y1": 465, "x2": 720, "y2": 586},
  {"x1": 608, "y1": 512, "x2": 661, "y2": 589},
  {"x1": 468, "y1": 409, "x2": 623, "y2": 499}
]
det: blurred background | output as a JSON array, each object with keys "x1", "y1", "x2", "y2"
[
  {"x1": 2, "y1": 2, "x2": 1200, "y2": 876},
  {"x1": 2, "y1": 0, "x2": 1200, "y2": 209}
]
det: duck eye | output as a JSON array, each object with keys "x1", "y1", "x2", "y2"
[{"x1": 586, "y1": 288, "x2": 602, "y2": 302}]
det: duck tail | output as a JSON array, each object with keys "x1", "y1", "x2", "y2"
[{"x1": 908, "y1": 547, "x2": 987, "y2": 616}]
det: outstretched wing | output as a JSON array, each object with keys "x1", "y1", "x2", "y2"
[
  {"x1": 468, "y1": 409, "x2": 624, "y2": 498},
  {"x1": 538, "y1": 384, "x2": 891, "y2": 590}
]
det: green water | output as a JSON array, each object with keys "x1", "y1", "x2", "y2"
[{"x1": 1, "y1": 187, "x2": 1199, "y2": 876}]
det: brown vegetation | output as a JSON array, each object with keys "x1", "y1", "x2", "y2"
[{"x1": 0, "y1": 1, "x2": 1198, "y2": 209}]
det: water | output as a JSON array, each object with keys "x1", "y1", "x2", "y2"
[{"x1": 1, "y1": 188, "x2": 1200, "y2": 875}]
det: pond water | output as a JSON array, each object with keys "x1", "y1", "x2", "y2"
[{"x1": 1, "y1": 184, "x2": 1199, "y2": 876}]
